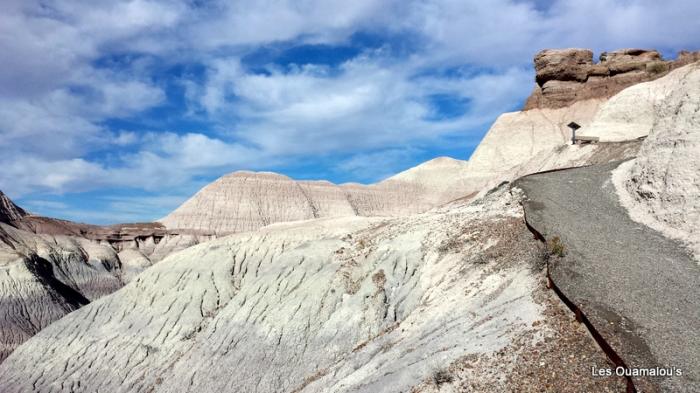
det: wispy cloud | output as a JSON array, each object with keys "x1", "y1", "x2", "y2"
[{"x1": 2, "y1": 0, "x2": 700, "y2": 222}]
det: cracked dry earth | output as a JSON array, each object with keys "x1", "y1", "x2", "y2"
[{"x1": 0, "y1": 186, "x2": 623, "y2": 392}]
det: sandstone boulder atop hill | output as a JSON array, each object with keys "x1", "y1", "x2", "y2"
[
  {"x1": 534, "y1": 48, "x2": 595, "y2": 85},
  {"x1": 525, "y1": 48, "x2": 700, "y2": 110},
  {"x1": 600, "y1": 48, "x2": 661, "y2": 67}
]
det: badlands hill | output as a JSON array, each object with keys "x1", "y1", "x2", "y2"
[
  {"x1": 0, "y1": 49, "x2": 698, "y2": 392},
  {"x1": 160, "y1": 157, "x2": 475, "y2": 234},
  {"x1": 0, "y1": 192, "x2": 214, "y2": 362}
]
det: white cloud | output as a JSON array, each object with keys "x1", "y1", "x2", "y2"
[
  {"x1": 186, "y1": 0, "x2": 387, "y2": 48},
  {"x1": 24, "y1": 194, "x2": 190, "y2": 224},
  {"x1": 0, "y1": 157, "x2": 106, "y2": 196},
  {"x1": 0, "y1": 131, "x2": 261, "y2": 197},
  {"x1": 112, "y1": 131, "x2": 140, "y2": 146},
  {"x1": 189, "y1": 56, "x2": 531, "y2": 159},
  {"x1": 336, "y1": 148, "x2": 422, "y2": 183},
  {"x1": 2, "y1": 0, "x2": 700, "y2": 221}
]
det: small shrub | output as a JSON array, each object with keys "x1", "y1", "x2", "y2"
[
  {"x1": 647, "y1": 61, "x2": 668, "y2": 74},
  {"x1": 142, "y1": 344, "x2": 159, "y2": 354},
  {"x1": 535, "y1": 243, "x2": 550, "y2": 269},
  {"x1": 372, "y1": 269, "x2": 386, "y2": 287},
  {"x1": 432, "y1": 368, "x2": 454, "y2": 386},
  {"x1": 473, "y1": 254, "x2": 489, "y2": 264},
  {"x1": 548, "y1": 236, "x2": 566, "y2": 257},
  {"x1": 357, "y1": 239, "x2": 367, "y2": 249},
  {"x1": 438, "y1": 235, "x2": 464, "y2": 254}
]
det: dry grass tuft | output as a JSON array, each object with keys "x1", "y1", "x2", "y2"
[{"x1": 548, "y1": 236, "x2": 566, "y2": 257}]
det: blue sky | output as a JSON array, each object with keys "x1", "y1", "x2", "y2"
[{"x1": 1, "y1": 0, "x2": 699, "y2": 224}]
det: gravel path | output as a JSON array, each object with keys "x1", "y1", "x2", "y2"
[{"x1": 515, "y1": 161, "x2": 700, "y2": 393}]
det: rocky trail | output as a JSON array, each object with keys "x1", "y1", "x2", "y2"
[{"x1": 516, "y1": 162, "x2": 700, "y2": 392}]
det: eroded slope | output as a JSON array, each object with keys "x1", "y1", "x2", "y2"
[
  {"x1": 0, "y1": 194, "x2": 214, "y2": 363},
  {"x1": 613, "y1": 63, "x2": 700, "y2": 259},
  {"x1": 0, "y1": 187, "x2": 626, "y2": 392}
]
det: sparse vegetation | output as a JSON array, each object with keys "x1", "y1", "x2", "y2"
[
  {"x1": 473, "y1": 254, "x2": 489, "y2": 264},
  {"x1": 548, "y1": 236, "x2": 566, "y2": 257},
  {"x1": 437, "y1": 227, "x2": 473, "y2": 254},
  {"x1": 372, "y1": 269, "x2": 386, "y2": 287},
  {"x1": 432, "y1": 367, "x2": 454, "y2": 386},
  {"x1": 142, "y1": 344, "x2": 159, "y2": 354},
  {"x1": 438, "y1": 236, "x2": 462, "y2": 253},
  {"x1": 647, "y1": 61, "x2": 668, "y2": 74}
]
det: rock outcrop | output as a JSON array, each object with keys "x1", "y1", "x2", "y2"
[
  {"x1": 465, "y1": 59, "x2": 700, "y2": 195},
  {"x1": 0, "y1": 221, "x2": 123, "y2": 362},
  {"x1": 461, "y1": 95, "x2": 644, "y2": 194},
  {"x1": 524, "y1": 48, "x2": 700, "y2": 110},
  {"x1": 613, "y1": 62, "x2": 700, "y2": 259}
]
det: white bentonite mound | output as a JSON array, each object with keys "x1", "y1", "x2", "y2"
[
  {"x1": 159, "y1": 158, "x2": 479, "y2": 234},
  {"x1": 613, "y1": 62, "x2": 700, "y2": 260},
  {"x1": 0, "y1": 187, "x2": 548, "y2": 392},
  {"x1": 579, "y1": 63, "x2": 699, "y2": 142}
]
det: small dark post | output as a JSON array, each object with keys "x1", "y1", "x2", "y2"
[{"x1": 567, "y1": 122, "x2": 581, "y2": 144}]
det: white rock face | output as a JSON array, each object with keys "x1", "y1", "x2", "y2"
[
  {"x1": 0, "y1": 223, "x2": 123, "y2": 362},
  {"x1": 466, "y1": 99, "x2": 603, "y2": 180},
  {"x1": 462, "y1": 98, "x2": 644, "y2": 195},
  {"x1": 383, "y1": 156, "x2": 478, "y2": 203},
  {"x1": 160, "y1": 158, "x2": 477, "y2": 234},
  {"x1": 613, "y1": 63, "x2": 700, "y2": 259},
  {"x1": 579, "y1": 63, "x2": 699, "y2": 142},
  {"x1": 0, "y1": 187, "x2": 547, "y2": 392}
]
